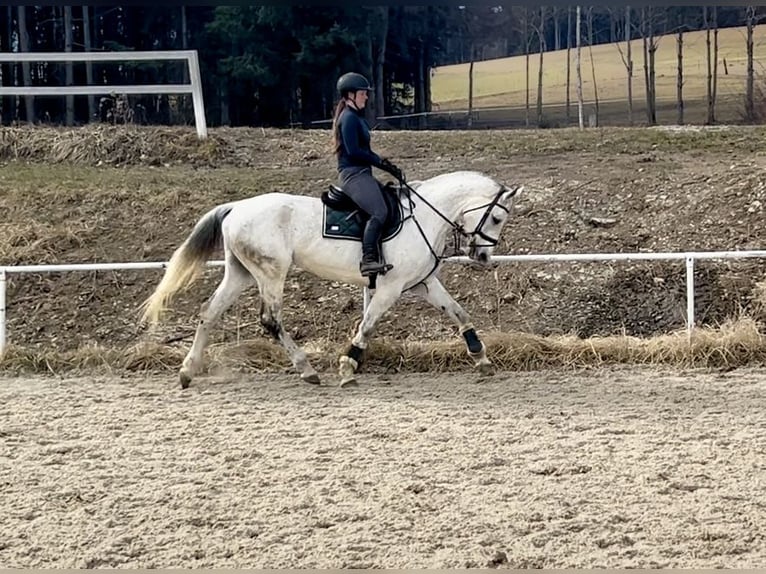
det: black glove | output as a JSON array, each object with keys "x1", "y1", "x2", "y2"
[{"x1": 380, "y1": 158, "x2": 404, "y2": 181}]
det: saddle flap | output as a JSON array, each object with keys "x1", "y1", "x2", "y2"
[
  {"x1": 321, "y1": 185, "x2": 357, "y2": 211},
  {"x1": 322, "y1": 183, "x2": 404, "y2": 243}
]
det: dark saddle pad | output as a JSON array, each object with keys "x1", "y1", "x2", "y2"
[{"x1": 321, "y1": 182, "x2": 404, "y2": 242}]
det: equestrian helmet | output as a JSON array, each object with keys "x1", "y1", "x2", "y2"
[{"x1": 336, "y1": 72, "x2": 373, "y2": 96}]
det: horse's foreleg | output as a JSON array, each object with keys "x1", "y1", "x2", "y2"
[
  {"x1": 412, "y1": 278, "x2": 494, "y2": 376},
  {"x1": 180, "y1": 253, "x2": 252, "y2": 389},
  {"x1": 339, "y1": 285, "x2": 402, "y2": 387}
]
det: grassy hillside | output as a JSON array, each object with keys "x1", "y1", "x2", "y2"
[{"x1": 430, "y1": 23, "x2": 766, "y2": 125}]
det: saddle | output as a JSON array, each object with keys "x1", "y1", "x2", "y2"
[{"x1": 320, "y1": 181, "x2": 404, "y2": 242}]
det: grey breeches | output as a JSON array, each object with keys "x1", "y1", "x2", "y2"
[{"x1": 339, "y1": 167, "x2": 388, "y2": 225}]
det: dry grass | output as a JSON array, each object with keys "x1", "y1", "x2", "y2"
[
  {"x1": 0, "y1": 221, "x2": 95, "y2": 264},
  {"x1": 0, "y1": 124, "x2": 228, "y2": 166},
  {"x1": 2, "y1": 318, "x2": 764, "y2": 376}
]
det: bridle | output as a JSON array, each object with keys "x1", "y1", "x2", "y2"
[
  {"x1": 461, "y1": 189, "x2": 511, "y2": 251},
  {"x1": 397, "y1": 178, "x2": 516, "y2": 286}
]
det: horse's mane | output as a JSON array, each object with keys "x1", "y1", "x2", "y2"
[{"x1": 417, "y1": 170, "x2": 501, "y2": 199}]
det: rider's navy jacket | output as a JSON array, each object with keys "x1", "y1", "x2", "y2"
[{"x1": 336, "y1": 106, "x2": 383, "y2": 171}]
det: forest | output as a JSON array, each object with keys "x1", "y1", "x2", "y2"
[{"x1": 0, "y1": 6, "x2": 763, "y2": 128}]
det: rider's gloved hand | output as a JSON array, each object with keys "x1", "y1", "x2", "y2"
[{"x1": 380, "y1": 158, "x2": 404, "y2": 181}]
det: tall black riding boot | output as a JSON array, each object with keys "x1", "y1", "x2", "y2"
[{"x1": 359, "y1": 218, "x2": 393, "y2": 276}]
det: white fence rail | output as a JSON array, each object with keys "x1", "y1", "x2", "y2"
[
  {"x1": 0, "y1": 50, "x2": 207, "y2": 138},
  {"x1": 2, "y1": 250, "x2": 766, "y2": 358}
]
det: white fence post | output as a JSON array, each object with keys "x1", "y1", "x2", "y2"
[
  {"x1": 0, "y1": 50, "x2": 208, "y2": 139},
  {"x1": 186, "y1": 50, "x2": 208, "y2": 139},
  {"x1": 686, "y1": 256, "x2": 695, "y2": 334}
]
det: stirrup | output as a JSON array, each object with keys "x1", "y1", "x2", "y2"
[{"x1": 359, "y1": 260, "x2": 393, "y2": 277}]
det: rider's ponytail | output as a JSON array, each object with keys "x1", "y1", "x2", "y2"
[{"x1": 331, "y1": 98, "x2": 347, "y2": 156}]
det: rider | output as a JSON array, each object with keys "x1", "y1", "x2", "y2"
[{"x1": 332, "y1": 71, "x2": 404, "y2": 277}]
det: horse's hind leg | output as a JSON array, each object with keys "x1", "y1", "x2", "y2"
[
  {"x1": 179, "y1": 251, "x2": 253, "y2": 389},
  {"x1": 246, "y1": 266, "x2": 320, "y2": 385},
  {"x1": 411, "y1": 277, "x2": 495, "y2": 376}
]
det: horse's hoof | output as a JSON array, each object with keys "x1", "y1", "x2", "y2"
[
  {"x1": 301, "y1": 372, "x2": 321, "y2": 385},
  {"x1": 179, "y1": 371, "x2": 192, "y2": 389},
  {"x1": 476, "y1": 362, "x2": 495, "y2": 377},
  {"x1": 340, "y1": 376, "x2": 359, "y2": 388}
]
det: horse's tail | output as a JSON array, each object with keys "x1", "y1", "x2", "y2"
[{"x1": 140, "y1": 204, "x2": 234, "y2": 325}]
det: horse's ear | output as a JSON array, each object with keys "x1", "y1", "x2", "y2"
[{"x1": 502, "y1": 184, "x2": 523, "y2": 201}]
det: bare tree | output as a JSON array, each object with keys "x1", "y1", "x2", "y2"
[
  {"x1": 64, "y1": 6, "x2": 74, "y2": 126},
  {"x1": 587, "y1": 6, "x2": 599, "y2": 126},
  {"x1": 704, "y1": 6, "x2": 719, "y2": 124},
  {"x1": 677, "y1": 26, "x2": 684, "y2": 125},
  {"x1": 615, "y1": 6, "x2": 634, "y2": 125},
  {"x1": 566, "y1": 6, "x2": 572, "y2": 125},
  {"x1": 17, "y1": 6, "x2": 34, "y2": 124},
  {"x1": 371, "y1": 6, "x2": 388, "y2": 119},
  {"x1": 0, "y1": 9, "x2": 4, "y2": 123},
  {"x1": 462, "y1": 7, "x2": 476, "y2": 128},
  {"x1": 745, "y1": 6, "x2": 764, "y2": 122},
  {"x1": 576, "y1": 5, "x2": 583, "y2": 129},
  {"x1": 523, "y1": 7, "x2": 530, "y2": 127},
  {"x1": 553, "y1": 6, "x2": 560, "y2": 51},
  {"x1": 536, "y1": 6, "x2": 546, "y2": 127},
  {"x1": 641, "y1": 7, "x2": 658, "y2": 125},
  {"x1": 82, "y1": 6, "x2": 95, "y2": 121}
]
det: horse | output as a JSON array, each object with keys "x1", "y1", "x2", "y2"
[{"x1": 139, "y1": 170, "x2": 523, "y2": 388}]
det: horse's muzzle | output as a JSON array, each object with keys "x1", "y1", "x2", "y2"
[{"x1": 468, "y1": 245, "x2": 492, "y2": 268}]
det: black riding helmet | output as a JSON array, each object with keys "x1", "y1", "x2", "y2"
[{"x1": 336, "y1": 72, "x2": 373, "y2": 96}]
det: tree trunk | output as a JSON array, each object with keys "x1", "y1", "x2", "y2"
[
  {"x1": 3, "y1": 6, "x2": 11, "y2": 123},
  {"x1": 181, "y1": 7, "x2": 189, "y2": 86},
  {"x1": 467, "y1": 44, "x2": 474, "y2": 128},
  {"x1": 553, "y1": 7, "x2": 561, "y2": 51},
  {"x1": 416, "y1": 41, "x2": 426, "y2": 127},
  {"x1": 424, "y1": 61, "x2": 432, "y2": 113},
  {"x1": 220, "y1": 84, "x2": 230, "y2": 126},
  {"x1": 648, "y1": 9, "x2": 656, "y2": 124},
  {"x1": 523, "y1": 6, "x2": 529, "y2": 127},
  {"x1": 566, "y1": 6, "x2": 571, "y2": 125},
  {"x1": 642, "y1": 8, "x2": 651, "y2": 124},
  {"x1": 705, "y1": 6, "x2": 713, "y2": 124},
  {"x1": 588, "y1": 7, "x2": 599, "y2": 126},
  {"x1": 677, "y1": 29, "x2": 684, "y2": 125},
  {"x1": 711, "y1": 6, "x2": 718, "y2": 124},
  {"x1": 82, "y1": 6, "x2": 95, "y2": 121},
  {"x1": 365, "y1": 35, "x2": 375, "y2": 125},
  {"x1": 625, "y1": 6, "x2": 633, "y2": 125},
  {"x1": 0, "y1": 9, "x2": 4, "y2": 123},
  {"x1": 64, "y1": 6, "x2": 74, "y2": 126},
  {"x1": 576, "y1": 6, "x2": 584, "y2": 129},
  {"x1": 524, "y1": 7, "x2": 530, "y2": 127},
  {"x1": 746, "y1": 6, "x2": 755, "y2": 122},
  {"x1": 17, "y1": 6, "x2": 34, "y2": 124},
  {"x1": 373, "y1": 6, "x2": 387, "y2": 119},
  {"x1": 537, "y1": 6, "x2": 546, "y2": 127}
]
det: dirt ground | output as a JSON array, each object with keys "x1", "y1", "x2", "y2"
[{"x1": 2, "y1": 366, "x2": 765, "y2": 568}]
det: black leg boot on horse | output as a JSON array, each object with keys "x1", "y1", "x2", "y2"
[{"x1": 360, "y1": 216, "x2": 393, "y2": 277}]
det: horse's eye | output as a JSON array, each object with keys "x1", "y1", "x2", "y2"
[{"x1": 491, "y1": 216, "x2": 501, "y2": 225}]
